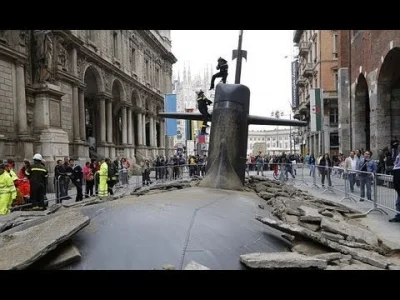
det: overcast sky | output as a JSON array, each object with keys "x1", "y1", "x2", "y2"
[{"x1": 170, "y1": 30, "x2": 295, "y2": 130}]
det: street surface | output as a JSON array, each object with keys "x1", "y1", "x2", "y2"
[{"x1": 67, "y1": 187, "x2": 291, "y2": 270}]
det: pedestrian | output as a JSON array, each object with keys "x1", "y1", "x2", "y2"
[
  {"x1": 83, "y1": 162, "x2": 94, "y2": 198},
  {"x1": 319, "y1": 153, "x2": 332, "y2": 188},
  {"x1": 389, "y1": 150, "x2": 400, "y2": 222},
  {"x1": 69, "y1": 158, "x2": 83, "y2": 202},
  {"x1": 357, "y1": 150, "x2": 376, "y2": 202}
]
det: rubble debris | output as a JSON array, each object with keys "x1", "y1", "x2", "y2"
[
  {"x1": 298, "y1": 221, "x2": 320, "y2": 232},
  {"x1": 184, "y1": 261, "x2": 210, "y2": 270},
  {"x1": 281, "y1": 233, "x2": 295, "y2": 242},
  {"x1": 313, "y1": 252, "x2": 342, "y2": 262},
  {"x1": 291, "y1": 241, "x2": 331, "y2": 256},
  {"x1": 244, "y1": 176, "x2": 397, "y2": 270},
  {"x1": 388, "y1": 264, "x2": 400, "y2": 270},
  {"x1": 240, "y1": 252, "x2": 327, "y2": 270},
  {"x1": 344, "y1": 213, "x2": 367, "y2": 219},
  {"x1": 162, "y1": 264, "x2": 176, "y2": 270},
  {"x1": 255, "y1": 216, "x2": 393, "y2": 269},
  {"x1": 319, "y1": 210, "x2": 334, "y2": 218},
  {"x1": 320, "y1": 218, "x2": 379, "y2": 246},
  {"x1": 32, "y1": 240, "x2": 81, "y2": 270},
  {"x1": 321, "y1": 231, "x2": 345, "y2": 242},
  {"x1": 130, "y1": 179, "x2": 195, "y2": 197},
  {"x1": 286, "y1": 208, "x2": 303, "y2": 216},
  {"x1": 0, "y1": 211, "x2": 90, "y2": 270},
  {"x1": 0, "y1": 204, "x2": 62, "y2": 233}
]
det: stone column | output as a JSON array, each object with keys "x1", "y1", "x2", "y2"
[
  {"x1": 142, "y1": 113, "x2": 146, "y2": 146},
  {"x1": 153, "y1": 117, "x2": 158, "y2": 147},
  {"x1": 107, "y1": 99, "x2": 113, "y2": 143},
  {"x1": 79, "y1": 88, "x2": 86, "y2": 141},
  {"x1": 122, "y1": 106, "x2": 127, "y2": 145},
  {"x1": 137, "y1": 112, "x2": 143, "y2": 145},
  {"x1": 71, "y1": 47, "x2": 78, "y2": 76},
  {"x1": 338, "y1": 68, "x2": 350, "y2": 155},
  {"x1": 16, "y1": 62, "x2": 28, "y2": 135},
  {"x1": 160, "y1": 120, "x2": 165, "y2": 148},
  {"x1": 149, "y1": 115, "x2": 154, "y2": 147},
  {"x1": 99, "y1": 98, "x2": 106, "y2": 143},
  {"x1": 127, "y1": 107, "x2": 132, "y2": 145},
  {"x1": 72, "y1": 85, "x2": 80, "y2": 142}
]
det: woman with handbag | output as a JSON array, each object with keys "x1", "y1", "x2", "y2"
[{"x1": 83, "y1": 162, "x2": 94, "y2": 198}]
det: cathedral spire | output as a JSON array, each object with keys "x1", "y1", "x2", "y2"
[{"x1": 183, "y1": 61, "x2": 187, "y2": 83}]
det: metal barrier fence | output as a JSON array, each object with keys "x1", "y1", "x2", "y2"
[
  {"x1": 249, "y1": 162, "x2": 399, "y2": 217},
  {"x1": 10, "y1": 164, "x2": 202, "y2": 211}
]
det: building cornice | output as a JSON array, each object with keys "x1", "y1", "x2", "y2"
[
  {"x1": 139, "y1": 30, "x2": 177, "y2": 64},
  {"x1": 0, "y1": 43, "x2": 28, "y2": 63}
]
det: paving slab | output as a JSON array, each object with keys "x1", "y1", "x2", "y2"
[
  {"x1": 240, "y1": 252, "x2": 327, "y2": 269},
  {"x1": 0, "y1": 211, "x2": 89, "y2": 270}
]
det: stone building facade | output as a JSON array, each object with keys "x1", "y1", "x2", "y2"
[
  {"x1": 0, "y1": 30, "x2": 177, "y2": 167},
  {"x1": 292, "y1": 30, "x2": 340, "y2": 157},
  {"x1": 247, "y1": 128, "x2": 299, "y2": 156},
  {"x1": 337, "y1": 30, "x2": 400, "y2": 156}
]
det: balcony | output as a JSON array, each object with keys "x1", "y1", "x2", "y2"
[
  {"x1": 303, "y1": 63, "x2": 315, "y2": 77},
  {"x1": 296, "y1": 76, "x2": 306, "y2": 87},
  {"x1": 299, "y1": 98, "x2": 310, "y2": 114},
  {"x1": 298, "y1": 42, "x2": 310, "y2": 57},
  {"x1": 293, "y1": 109, "x2": 302, "y2": 120}
]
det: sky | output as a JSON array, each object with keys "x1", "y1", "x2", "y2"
[{"x1": 170, "y1": 30, "x2": 295, "y2": 130}]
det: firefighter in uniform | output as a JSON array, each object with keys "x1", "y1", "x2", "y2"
[
  {"x1": 195, "y1": 88, "x2": 213, "y2": 134},
  {"x1": 209, "y1": 57, "x2": 228, "y2": 90},
  {"x1": 0, "y1": 163, "x2": 16, "y2": 215},
  {"x1": 25, "y1": 153, "x2": 48, "y2": 210}
]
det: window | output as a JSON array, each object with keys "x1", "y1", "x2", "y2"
[
  {"x1": 131, "y1": 48, "x2": 136, "y2": 71},
  {"x1": 333, "y1": 33, "x2": 338, "y2": 58},
  {"x1": 329, "y1": 107, "x2": 339, "y2": 124},
  {"x1": 313, "y1": 42, "x2": 317, "y2": 63},
  {"x1": 285, "y1": 143, "x2": 288, "y2": 149},
  {"x1": 88, "y1": 30, "x2": 95, "y2": 41},
  {"x1": 267, "y1": 138, "x2": 270, "y2": 141},
  {"x1": 333, "y1": 69, "x2": 339, "y2": 90},
  {"x1": 145, "y1": 59, "x2": 149, "y2": 81},
  {"x1": 267, "y1": 143, "x2": 270, "y2": 147},
  {"x1": 113, "y1": 31, "x2": 118, "y2": 58},
  {"x1": 330, "y1": 132, "x2": 339, "y2": 147},
  {"x1": 156, "y1": 68, "x2": 160, "y2": 89}
]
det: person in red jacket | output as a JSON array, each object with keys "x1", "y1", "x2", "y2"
[{"x1": 17, "y1": 159, "x2": 31, "y2": 205}]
